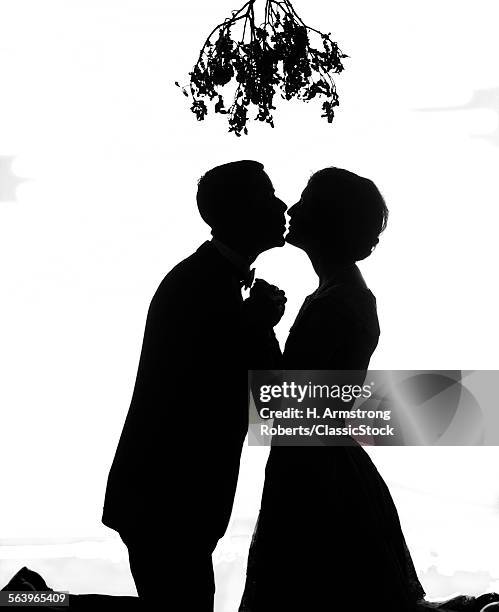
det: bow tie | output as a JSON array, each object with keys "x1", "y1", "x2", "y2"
[{"x1": 241, "y1": 267, "x2": 256, "y2": 290}]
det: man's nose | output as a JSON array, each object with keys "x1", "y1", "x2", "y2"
[{"x1": 276, "y1": 197, "x2": 287, "y2": 212}]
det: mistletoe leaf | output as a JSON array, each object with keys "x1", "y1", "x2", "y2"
[{"x1": 178, "y1": 0, "x2": 347, "y2": 134}]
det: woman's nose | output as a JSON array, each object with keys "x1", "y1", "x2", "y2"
[{"x1": 287, "y1": 203, "x2": 299, "y2": 217}]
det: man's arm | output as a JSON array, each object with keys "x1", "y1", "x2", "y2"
[{"x1": 243, "y1": 279, "x2": 285, "y2": 369}]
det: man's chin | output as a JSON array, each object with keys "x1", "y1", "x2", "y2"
[{"x1": 267, "y1": 235, "x2": 286, "y2": 249}]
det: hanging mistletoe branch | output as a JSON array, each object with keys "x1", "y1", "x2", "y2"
[{"x1": 176, "y1": 0, "x2": 348, "y2": 136}]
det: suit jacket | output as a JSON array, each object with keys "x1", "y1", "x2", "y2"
[{"x1": 102, "y1": 241, "x2": 281, "y2": 545}]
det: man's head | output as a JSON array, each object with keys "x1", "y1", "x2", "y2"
[{"x1": 197, "y1": 161, "x2": 287, "y2": 258}]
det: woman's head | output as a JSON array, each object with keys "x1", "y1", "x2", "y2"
[{"x1": 286, "y1": 167, "x2": 388, "y2": 263}]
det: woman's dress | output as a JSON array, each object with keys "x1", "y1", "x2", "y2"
[{"x1": 240, "y1": 265, "x2": 426, "y2": 612}]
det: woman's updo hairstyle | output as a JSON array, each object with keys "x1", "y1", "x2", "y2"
[{"x1": 306, "y1": 167, "x2": 388, "y2": 261}]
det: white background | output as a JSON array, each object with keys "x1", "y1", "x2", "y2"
[{"x1": 1, "y1": 1, "x2": 499, "y2": 609}]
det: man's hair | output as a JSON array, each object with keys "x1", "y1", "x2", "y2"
[
  {"x1": 307, "y1": 167, "x2": 388, "y2": 261},
  {"x1": 196, "y1": 160, "x2": 265, "y2": 229}
]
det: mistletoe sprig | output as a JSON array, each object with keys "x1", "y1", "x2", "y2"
[{"x1": 176, "y1": 0, "x2": 348, "y2": 136}]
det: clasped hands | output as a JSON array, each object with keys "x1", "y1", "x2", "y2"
[{"x1": 244, "y1": 279, "x2": 287, "y2": 329}]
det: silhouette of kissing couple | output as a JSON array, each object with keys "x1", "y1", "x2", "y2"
[{"x1": 102, "y1": 160, "x2": 426, "y2": 611}]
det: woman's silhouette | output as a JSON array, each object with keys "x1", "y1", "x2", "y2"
[{"x1": 240, "y1": 168, "x2": 426, "y2": 611}]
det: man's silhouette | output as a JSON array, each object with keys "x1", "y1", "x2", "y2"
[{"x1": 102, "y1": 160, "x2": 286, "y2": 610}]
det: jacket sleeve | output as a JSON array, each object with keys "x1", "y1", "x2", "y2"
[{"x1": 243, "y1": 318, "x2": 283, "y2": 371}]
